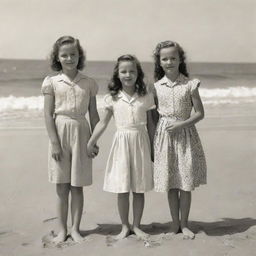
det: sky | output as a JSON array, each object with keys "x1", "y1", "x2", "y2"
[{"x1": 0, "y1": 0, "x2": 255, "y2": 62}]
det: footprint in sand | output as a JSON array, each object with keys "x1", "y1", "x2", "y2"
[
  {"x1": 222, "y1": 235, "x2": 235, "y2": 248},
  {"x1": 42, "y1": 231, "x2": 72, "y2": 249},
  {"x1": 105, "y1": 235, "x2": 161, "y2": 248},
  {"x1": 105, "y1": 235, "x2": 118, "y2": 247},
  {"x1": 143, "y1": 238, "x2": 161, "y2": 248}
]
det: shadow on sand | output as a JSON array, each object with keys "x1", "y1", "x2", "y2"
[{"x1": 81, "y1": 218, "x2": 256, "y2": 237}]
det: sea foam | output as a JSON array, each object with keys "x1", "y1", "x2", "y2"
[{"x1": 0, "y1": 87, "x2": 255, "y2": 116}]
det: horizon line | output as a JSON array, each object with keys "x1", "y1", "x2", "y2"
[{"x1": 0, "y1": 58, "x2": 256, "y2": 65}]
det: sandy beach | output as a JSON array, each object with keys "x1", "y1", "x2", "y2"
[{"x1": 0, "y1": 107, "x2": 256, "y2": 256}]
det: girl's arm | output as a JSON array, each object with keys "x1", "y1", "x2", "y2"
[
  {"x1": 147, "y1": 110, "x2": 156, "y2": 162},
  {"x1": 151, "y1": 95, "x2": 159, "y2": 125},
  {"x1": 182, "y1": 88, "x2": 204, "y2": 126},
  {"x1": 44, "y1": 95, "x2": 62, "y2": 161},
  {"x1": 88, "y1": 96, "x2": 100, "y2": 132},
  {"x1": 166, "y1": 88, "x2": 204, "y2": 132},
  {"x1": 87, "y1": 109, "x2": 113, "y2": 157}
]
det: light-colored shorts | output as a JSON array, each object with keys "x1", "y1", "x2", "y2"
[{"x1": 48, "y1": 115, "x2": 92, "y2": 187}]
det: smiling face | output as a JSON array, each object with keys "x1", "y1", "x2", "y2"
[
  {"x1": 118, "y1": 61, "x2": 138, "y2": 89},
  {"x1": 57, "y1": 43, "x2": 79, "y2": 72},
  {"x1": 160, "y1": 46, "x2": 180, "y2": 77}
]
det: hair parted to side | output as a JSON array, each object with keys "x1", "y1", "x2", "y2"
[
  {"x1": 153, "y1": 40, "x2": 189, "y2": 81},
  {"x1": 108, "y1": 54, "x2": 147, "y2": 97},
  {"x1": 50, "y1": 36, "x2": 85, "y2": 71}
]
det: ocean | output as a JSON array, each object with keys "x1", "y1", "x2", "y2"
[{"x1": 0, "y1": 59, "x2": 256, "y2": 129}]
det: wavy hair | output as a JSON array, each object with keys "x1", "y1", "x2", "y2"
[
  {"x1": 153, "y1": 40, "x2": 189, "y2": 81},
  {"x1": 50, "y1": 36, "x2": 85, "y2": 71},
  {"x1": 108, "y1": 54, "x2": 147, "y2": 97}
]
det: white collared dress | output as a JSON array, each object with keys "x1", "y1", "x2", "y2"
[
  {"x1": 41, "y1": 72, "x2": 98, "y2": 187},
  {"x1": 153, "y1": 74, "x2": 207, "y2": 192},
  {"x1": 103, "y1": 91, "x2": 155, "y2": 193}
]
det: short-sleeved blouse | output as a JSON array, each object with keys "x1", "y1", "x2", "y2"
[
  {"x1": 154, "y1": 74, "x2": 200, "y2": 120},
  {"x1": 103, "y1": 91, "x2": 155, "y2": 128},
  {"x1": 41, "y1": 71, "x2": 98, "y2": 117}
]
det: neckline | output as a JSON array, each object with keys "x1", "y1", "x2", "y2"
[{"x1": 60, "y1": 71, "x2": 80, "y2": 83}]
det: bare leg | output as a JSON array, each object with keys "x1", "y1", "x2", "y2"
[
  {"x1": 70, "y1": 186, "x2": 84, "y2": 242},
  {"x1": 180, "y1": 190, "x2": 195, "y2": 239},
  {"x1": 115, "y1": 193, "x2": 130, "y2": 240},
  {"x1": 132, "y1": 192, "x2": 149, "y2": 239},
  {"x1": 168, "y1": 189, "x2": 180, "y2": 234},
  {"x1": 53, "y1": 183, "x2": 70, "y2": 243}
]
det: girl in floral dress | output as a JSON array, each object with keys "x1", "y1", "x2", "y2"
[{"x1": 153, "y1": 40, "x2": 207, "y2": 239}]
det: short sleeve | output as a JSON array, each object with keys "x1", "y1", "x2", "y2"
[
  {"x1": 89, "y1": 79, "x2": 99, "y2": 97},
  {"x1": 190, "y1": 79, "x2": 200, "y2": 94},
  {"x1": 103, "y1": 94, "x2": 113, "y2": 111},
  {"x1": 145, "y1": 93, "x2": 156, "y2": 110},
  {"x1": 41, "y1": 76, "x2": 54, "y2": 95}
]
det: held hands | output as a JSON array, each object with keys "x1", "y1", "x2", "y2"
[
  {"x1": 51, "y1": 141, "x2": 62, "y2": 161},
  {"x1": 87, "y1": 143, "x2": 99, "y2": 158},
  {"x1": 165, "y1": 121, "x2": 185, "y2": 133}
]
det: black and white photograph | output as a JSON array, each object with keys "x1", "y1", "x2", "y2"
[{"x1": 0, "y1": 0, "x2": 255, "y2": 255}]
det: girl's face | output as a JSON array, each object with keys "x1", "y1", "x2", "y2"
[
  {"x1": 57, "y1": 43, "x2": 79, "y2": 71},
  {"x1": 160, "y1": 47, "x2": 180, "y2": 76},
  {"x1": 118, "y1": 61, "x2": 138, "y2": 88}
]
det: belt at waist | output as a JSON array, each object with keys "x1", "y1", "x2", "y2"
[
  {"x1": 116, "y1": 123, "x2": 147, "y2": 131},
  {"x1": 159, "y1": 115, "x2": 184, "y2": 121},
  {"x1": 55, "y1": 114, "x2": 86, "y2": 121}
]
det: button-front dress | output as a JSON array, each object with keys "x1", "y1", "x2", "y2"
[
  {"x1": 153, "y1": 74, "x2": 207, "y2": 192},
  {"x1": 103, "y1": 91, "x2": 155, "y2": 193},
  {"x1": 41, "y1": 71, "x2": 98, "y2": 187}
]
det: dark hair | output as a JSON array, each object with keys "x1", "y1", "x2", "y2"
[
  {"x1": 108, "y1": 54, "x2": 147, "y2": 97},
  {"x1": 153, "y1": 40, "x2": 189, "y2": 81},
  {"x1": 50, "y1": 36, "x2": 85, "y2": 71}
]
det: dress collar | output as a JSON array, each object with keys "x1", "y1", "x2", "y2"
[
  {"x1": 56, "y1": 71, "x2": 85, "y2": 84},
  {"x1": 117, "y1": 90, "x2": 139, "y2": 104},
  {"x1": 160, "y1": 74, "x2": 186, "y2": 88}
]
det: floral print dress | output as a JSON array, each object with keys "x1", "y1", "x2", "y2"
[{"x1": 153, "y1": 74, "x2": 207, "y2": 192}]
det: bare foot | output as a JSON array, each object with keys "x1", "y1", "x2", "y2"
[
  {"x1": 167, "y1": 223, "x2": 180, "y2": 235},
  {"x1": 133, "y1": 227, "x2": 149, "y2": 240},
  {"x1": 70, "y1": 230, "x2": 84, "y2": 243},
  {"x1": 182, "y1": 227, "x2": 195, "y2": 240},
  {"x1": 52, "y1": 230, "x2": 67, "y2": 243},
  {"x1": 114, "y1": 225, "x2": 130, "y2": 240}
]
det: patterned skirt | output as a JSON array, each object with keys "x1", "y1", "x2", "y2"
[{"x1": 153, "y1": 117, "x2": 207, "y2": 192}]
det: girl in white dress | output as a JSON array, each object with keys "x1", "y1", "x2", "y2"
[
  {"x1": 152, "y1": 41, "x2": 207, "y2": 239},
  {"x1": 87, "y1": 55, "x2": 155, "y2": 240}
]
